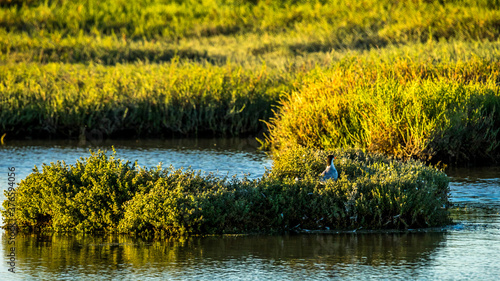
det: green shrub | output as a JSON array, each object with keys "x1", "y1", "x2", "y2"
[
  {"x1": 266, "y1": 146, "x2": 451, "y2": 229},
  {"x1": 2, "y1": 148, "x2": 450, "y2": 235},
  {"x1": 1, "y1": 150, "x2": 162, "y2": 232}
]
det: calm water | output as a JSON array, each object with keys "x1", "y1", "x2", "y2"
[{"x1": 0, "y1": 139, "x2": 499, "y2": 280}]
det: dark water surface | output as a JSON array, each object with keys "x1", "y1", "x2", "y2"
[{"x1": 0, "y1": 139, "x2": 499, "y2": 280}]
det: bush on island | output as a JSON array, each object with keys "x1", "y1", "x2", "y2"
[{"x1": 2, "y1": 148, "x2": 450, "y2": 235}]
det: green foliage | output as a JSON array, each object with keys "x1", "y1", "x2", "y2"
[
  {"x1": 0, "y1": 61, "x2": 291, "y2": 138},
  {"x1": 267, "y1": 146, "x2": 451, "y2": 229},
  {"x1": 0, "y1": 150, "x2": 161, "y2": 232},
  {"x1": 2, "y1": 149, "x2": 451, "y2": 235},
  {"x1": 264, "y1": 53, "x2": 500, "y2": 164},
  {"x1": 1, "y1": 0, "x2": 500, "y2": 63},
  {"x1": 1, "y1": 0, "x2": 500, "y2": 162}
]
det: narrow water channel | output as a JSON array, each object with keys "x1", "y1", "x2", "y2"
[{"x1": 0, "y1": 139, "x2": 499, "y2": 280}]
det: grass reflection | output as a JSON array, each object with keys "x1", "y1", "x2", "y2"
[{"x1": 2, "y1": 232, "x2": 445, "y2": 278}]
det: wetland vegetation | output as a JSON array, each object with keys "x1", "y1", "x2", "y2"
[
  {"x1": 1, "y1": 0, "x2": 500, "y2": 234},
  {"x1": 1, "y1": 0, "x2": 499, "y2": 163},
  {"x1": 2, "y1": 148, "x2": 449, "y2": 235}
]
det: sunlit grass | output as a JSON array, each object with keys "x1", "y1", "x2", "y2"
[
  {"x1": 2, "y1": 0, "x2": 500, "y2": 65},
  {"x1": 0, "y1": 60, "x2": 299, "y2": 138},
  {"x1": 263, "y1": 50, "x2": 500, "y2": 163},
  {"x1": 1, "y1": 0, "x2": 499, "y2": 163}
]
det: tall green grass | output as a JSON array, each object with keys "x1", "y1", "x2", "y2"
[
  {"x1": 1, "y1": 148, "x2": 450, "y2": 235},
  {"x1": 0, "y1": 61, "x2": 296, "y2": 138},
  {"x1": 2, "y1": 40, "x2": 500, "y2": 163},
  {"x1": 1, "y1": 0, "x2": 500, "y2": 163},
  {"x1": 2, "y1": 0, "x2": 500, "y2": 41},
  {"x1": 1, "y1": 0, "x2": 500, "y2": 65},
  {"x1": 264, "y1": 52, "x2": 500, "y2": 164}
]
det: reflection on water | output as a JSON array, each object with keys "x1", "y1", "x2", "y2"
[
  {"x1": 2, "y1": 226, "x2": 500, "y2": 280},
  {"x1": 0, "y1": 139, "x2": 499, "y2": 280},
  {"x1": 447, "y1": 166, "x2": 500, "y2": 207},
  {"x1": 1, "y1": 232, "x2": 446, "y2": 280}
]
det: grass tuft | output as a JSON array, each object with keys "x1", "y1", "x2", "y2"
[{"x1": 263, "y1": 54, "x2": 500, "y2": 164}]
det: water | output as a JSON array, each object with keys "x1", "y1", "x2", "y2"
[
  {"x1": 0, "y1": 139, "x2": 499, "y2": 280},
  {"x1": 0, "y1": 138, "x2": 271, "y2": 182}
]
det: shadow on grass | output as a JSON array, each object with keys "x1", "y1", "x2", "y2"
[
  {"x1": 8, "y1": 45, "x2": 228, "y2": 65},
  {"x1": 288, "y1": 37, "x2": 389, "y2": 54}
]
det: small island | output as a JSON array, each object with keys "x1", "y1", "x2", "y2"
[{"x1": 2, "y1": 146, "x2": 450, "y2": 236}]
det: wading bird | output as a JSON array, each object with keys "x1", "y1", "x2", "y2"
[{"x1": 320, "y1": 155, "x2": 338, "y2": 181}]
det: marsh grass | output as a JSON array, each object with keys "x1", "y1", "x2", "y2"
[
  {"x1": 2, "y1": 149, "x2": 450, "y2": 235},
  {"x1": 1, "y1": 0, "x2": 500, "y2": 163},
  {"x1": 1, "y1": 0, "x2": 500, "y2": 60},
  {"x1": 264, "y1": 52, "x2": 500, "y2": 164},
  {"x1": 0, "y1": 60, "x2": 296, "y2": 138},
  {"x1": 3, "y1": 40, "x2": 500, "y2": 143}
]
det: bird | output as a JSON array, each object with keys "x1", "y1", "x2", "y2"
[{"x1": 320, "y1": 155, "x2": 338, "y2": 181}]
